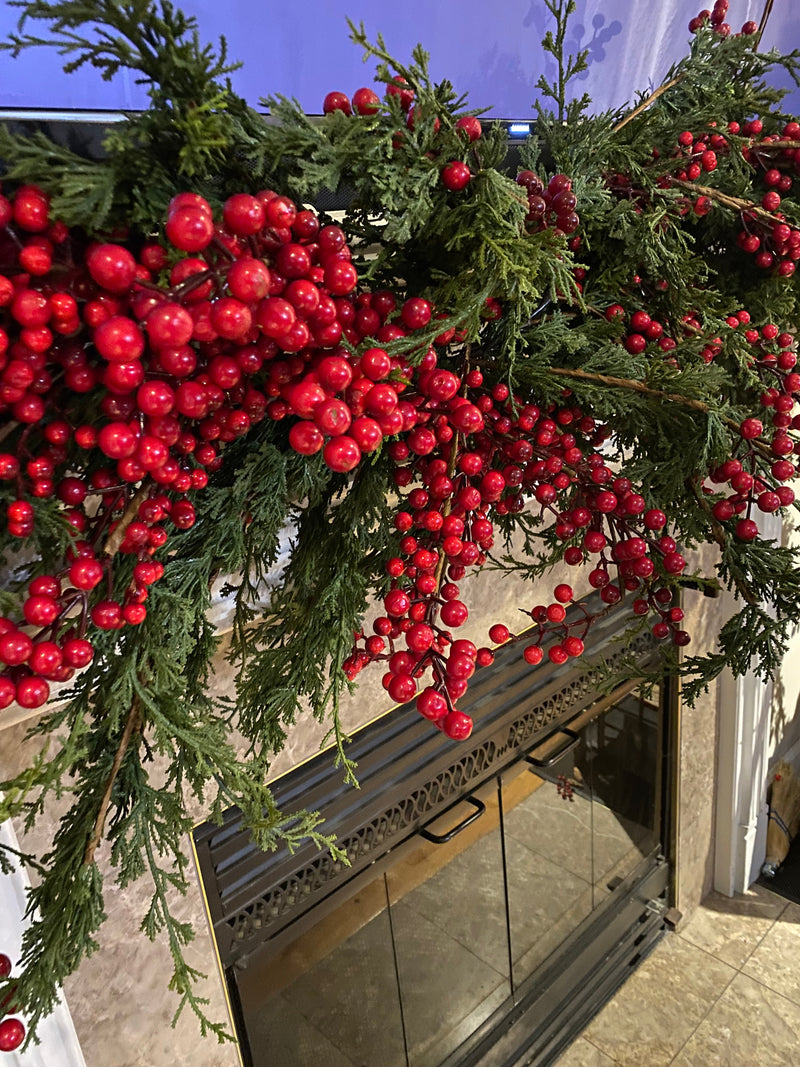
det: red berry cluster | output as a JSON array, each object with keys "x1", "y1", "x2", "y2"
[
  {"x1": 687, "y1": 0, "x2": 756, "y2": 37},
  {"x1": 321, "y1": 80, "x2": 482, "y2": 194},
  {"x1": 0, "y1": 953, "x2": 24, "y2": 1053},
  {"x1": 664, "y1": 112, "x2": 800, "y2": 276},
  {"x1": 343, "y1": 367, "x2": 691, "y2": 740},
  {"x1": 273, "y1": 296, "x2": 439, "y2": 473},
  {"x1": 556, "y1": 774, "x2": 575, "y2": 802},
  {"x1": 734, "y1": 121, "x2": 800, "y2": 276},
  {"x1": 0, "y1": 177, "x2": 380, "y2": 711},
  {"x1": 706, "y1": 324, "x2": 798, "y2": 538},
  {"x1": 606, "y1": 301, "x2": 728, "y2": 365},
  {"x1": 516, "y1": 171, "x2": 580, "y2": 236}
]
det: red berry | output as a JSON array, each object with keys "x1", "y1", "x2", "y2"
[
  {"x1": 62, "y1": 639, "x2": 94, "y2": 668},
  {"x1": 400, "y1": 298, "x2": 432, "y2": 331},
  {"x1": 68, "y1": 558, "x2": 104, "y2": 590},
  {"x1": 441, "y1": 161, "x2": 471, "y2": 191},
  {"x1": 488, "y1": 623, "x2": 510, "y2": 644},
  {"x1": 23, "y1": 595, "x2": 60, "y2": 627},
  {"x1": 563, "y1": 636, "x2": 585, "y2": 657},
  {"x1": 0, "y1": 676, "x2": 15, "y2": 708},
  {"x1": 455, "y1": 116, "x2": 482, "y2": 142},
  {"x1": 417, "y1": 687, "x2": 448, "y2": 720},
  {"x1": 86, "y1": 243, "x2": 138, "y2": 293},
  {"x1": 735, "y1": 518, "x2": 759, "y2": 541},
  {"x1": 353, "y1": 87, "x2": 381, "y2": 115},
  {"x1": 91, "y1": 600, "x2": 124, "y2": 630},
  {"x1": 440, "y1": 600, "x2": 468, "y2": 627},
  {"x1": 442, "y1": 710, "x2": 473, "y2": 741},
  {"x1": 222, "y1": 193, "x2": 265, "y2": 236},
  {"x1": 324, "y1": 260, "x2": 358, "y2": 296},
  {"x1": 323, "y1": 435, "x2": 361, "y2": 473},
  {"x1": 740, "y1": 418, "x2": 763, "y2": 439},
  {"x1": 15, "y1": 675, "x2": 49, "y2": 709},
  {"x1": 323, "y1": 91, "x2": 352, "y2": 116},
  {"x1": 0, "y1": 1018, "x2": 25, "y2": 1052},
  {"x1": 388, "y1": 673, "x2": 416, "y2": 703},
  {"x1": 165, "y1": 209, "x2": 214, "y2": 252}
]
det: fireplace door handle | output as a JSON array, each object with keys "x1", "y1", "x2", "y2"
[
  {"x1": 419, "y1": 795, "x2": 486, "y2": 844},
  {"x1": 524, "y1": 727, "x2": 580, "y2": 768}
]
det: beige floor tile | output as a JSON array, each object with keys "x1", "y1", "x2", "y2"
[
  {"x1": 677, "y1": 884, "x2": 787, "y2": 968},
  {"x1": 552, "y1": 1036, "x2": 616, "y2": 1066},
  {"x1": 741, "y1": 900, "x2": 800, "y2": 1006},
  {"x1": 582, "y1": 934, "x2": 735, "y2": 1067},
  {"x1": 670, "y1": 972, "x2": 800, "y2": 1066}
]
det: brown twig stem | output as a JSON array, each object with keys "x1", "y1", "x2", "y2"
[
  {"x1": 550, "y1": 366, "x2": 778, "y2": 459},
  {"x1": 102, "y1": 482, "x2": 151, "y2": 558},
  {"x1": 0, "y1": 421, "x2": 19, "y2": 446},
  {"x1": 756, "y1": 0, "x2": 776, "y2": 47},
  {"x1": 431, "y1": 432, "x2": 463, "y2": 595},
  {"x1": 671, "y1": 179, "x2": 790, "y2": 231},
  {"x1": 83, "y1": 697, "x2": 143, "y2": 866},
  {"x1": 612, "y1": 74, "x2": 684, "y2": 134},
  {"x1": 548, "y1": 366, "x2": 713, "y2": 413}
]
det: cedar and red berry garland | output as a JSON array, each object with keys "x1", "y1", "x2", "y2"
[{"x1": 0, "y1": 0, "x2": 800, "y2": 1049}]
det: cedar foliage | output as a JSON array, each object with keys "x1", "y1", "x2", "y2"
[{"x1": 0, "y1": 0, "x2": 800, "y2": 1046}]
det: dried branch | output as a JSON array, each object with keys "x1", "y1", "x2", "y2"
[
  {"x1": 757, "y1": 0, "x2": 776, "y2": 47},
  {"x1": 82, "y1": 696, "x2": 143, "y2": 866},
  {"x1": 102, "y1": 482, "x2": 152, "y2": 558},
  {"x1": 548, "y1": 366, "x2": 714, "y2": 413},
  {"x1": 613, "y1": 74, "x2": 684, "y2": 134}
]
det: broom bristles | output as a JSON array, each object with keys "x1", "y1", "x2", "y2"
[{"x1": 765, "y1": 760, "x2": 800, "y2": 869}]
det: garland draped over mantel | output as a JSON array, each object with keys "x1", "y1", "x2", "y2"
[{"x1": 0, "y1": 0, "x2": 799, "y2": 1050}]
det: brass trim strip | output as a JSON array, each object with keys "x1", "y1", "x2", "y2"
[{"x1": 188, "y1": 831, "x2": 245, "y2": 1067}]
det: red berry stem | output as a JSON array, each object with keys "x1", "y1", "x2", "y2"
[{"x1": 102, "y1": 482, "x2": 152, "y2": 558}]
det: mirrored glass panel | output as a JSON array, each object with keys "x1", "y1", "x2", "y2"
[
  {"x1": 581, "y1": 685, "x2": 664, "y2": 906},
  {"x1": 235, "y1": 871, "x2": 407, "y2": 1067},
  {"x1": 501, "y1": 734, "x2": 595, "y2": 989},
  {"x1": 386, "y1": 783, "x2": 512, "y2": 1067}
]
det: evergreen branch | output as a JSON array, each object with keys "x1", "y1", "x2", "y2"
[
  {"x1": 3, "y1": 0, "x2": 241, "y2": 91},
  {"x1": 535, "y1": 0, "x2": 590, "y2": 122},
  {"x1": 82, "y1": 696, "x2": 143, "y2": 866}
]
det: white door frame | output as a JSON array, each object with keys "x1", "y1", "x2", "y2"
[
  {"x1": 713, "y1": 511, "x2": 780, "y2": 896},
  {"x1": 0, "y1": 813, "x2": 87, "y2": 1066}
]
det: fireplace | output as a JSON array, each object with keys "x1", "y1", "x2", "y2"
[{"x1": 193, "y1": 602, "x2": 678, "y2": 1067}]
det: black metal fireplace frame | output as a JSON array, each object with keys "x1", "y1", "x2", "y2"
[{"x1": 193, "y1": 599, "x2": 679, "y2": 1066}]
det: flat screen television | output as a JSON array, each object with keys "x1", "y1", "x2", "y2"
[{"x1": 1, "y1": 0, "x2": 797, "y2": 123}]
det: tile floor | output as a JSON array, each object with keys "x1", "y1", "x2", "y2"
[{"x1": 553, "y1": 883, "x2": 800, "y2": 1067}]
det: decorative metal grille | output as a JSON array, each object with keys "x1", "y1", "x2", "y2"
[{"x1": 215, "y1": 630, "x2": 655, "y2": 963}]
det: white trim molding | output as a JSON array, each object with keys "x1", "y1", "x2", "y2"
[
  {"x1": 714, "y1": 665, "x2": 771, "y2": 895},
  {"x1": 0, "y1": 815, "x2": 86, "y2": 1067},
  {"x1": 713, "y1": 511, "x2": 781, "y2": 896}
]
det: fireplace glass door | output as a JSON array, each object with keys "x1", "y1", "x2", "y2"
[
  {"x1": 502, "y1": 684, "x2": 664, "y2": 992},
  {"x1": 384, "y1": 780, "x2": 511, "y2": 1067},
  {"x1": 231, "y1": 681, "x2": 669, "y2": 1067}
]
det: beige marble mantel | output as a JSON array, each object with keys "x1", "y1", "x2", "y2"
[{"x1": 0, "y1": 544, "x2": 727, "y2": 1067}]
